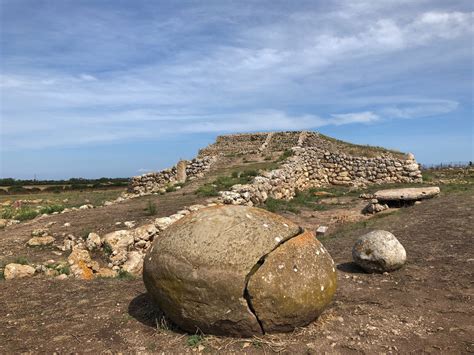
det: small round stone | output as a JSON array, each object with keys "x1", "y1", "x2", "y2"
[{"x1": 352, "y1": 230, "x2": 406, "y2": 273}]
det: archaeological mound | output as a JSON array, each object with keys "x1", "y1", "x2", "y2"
[{"x1": 143, "y1": 205, "x2": 337, "y2": 336}]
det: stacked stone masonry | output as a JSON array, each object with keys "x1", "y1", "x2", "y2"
[
  {"x1": 198, "y1": 131, "x2": 406, "y2": 158},
  {"x1": 220, "y1": 147, "x2": 422, "y2": 206},
  {"x1": 129, "y1": 131, "x2": 421, "y2": 199},
  {"x1": 128, "y1": 156, "x2": 215, "y2": 195}
]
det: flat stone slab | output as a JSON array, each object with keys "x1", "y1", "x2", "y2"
[{"x1": 374, "y1": 187, "x2": 440, "y2": 201}]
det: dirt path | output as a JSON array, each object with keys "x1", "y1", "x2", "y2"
[{"x1": 1, "y1": 190, "x2": 472, "y2": 353}]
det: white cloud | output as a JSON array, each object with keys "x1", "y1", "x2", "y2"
[
  {"x1": 330, "y1": 112, "x2": 380, "y2": 125},
  {"x1": 0, "y1": 2, "x2": 470, "y2": 153}
]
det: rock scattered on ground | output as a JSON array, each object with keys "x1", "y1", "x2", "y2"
[
  {"x1": 352, "y1": 230, "x2": 406, "y2": 273},
  {"x1": 4, "y1": 263, "x2": 36, "y2": 280},
  {"x1": 374, "y1": 186, "x2": 440, "y2": 202},
  {"x1": 85, "y1": 233, "x2": 101, "y2": 251},
  {"x1": 363, "y1": 199, "x2": 389, "y2": 214},
  {"x1": 27, "y1": 236, "x2": 55, "y2": 247},
  {"x1": 143, "y1": 205, "x2": 337, "y2": 336}
]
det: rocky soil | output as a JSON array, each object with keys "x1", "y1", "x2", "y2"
[{"x1": 0, "y1": 182, "x2": 472, "y2": 353}]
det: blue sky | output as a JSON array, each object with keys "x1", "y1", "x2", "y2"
[{"x1": 0, "y1": 0, "x2": 473, "y2": 179}]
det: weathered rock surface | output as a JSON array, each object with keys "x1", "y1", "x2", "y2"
[
  {"x1": 352, "y1": 230, "x2": 406, "y2": 273},
  {"x1": 85, "y1": 233, "x2": 101, "y2": 251},
  {"x1": 68, "y1": 248, "x2": 98, "y2": 280},
  {"x1": 248, "y1": 230, "x2": 336, "y2": 332},
  {"x1": 27, "y1": 236, "x2": 55, "y2": 247},
  {"x1": 4, "y1": 263, "x2": 36, "y2": 280},
  {"x1": 103, "y1": 230, "x2": 134, "y2": 253},
  {"x1": 374, "y1": 187, "x2": 440, "y2": 201},
  {"x1": 122, "y1": 251, "x2": 144, "y2": 275},
  {"x1": 143, "y1": 205, "x2": 336, "y2": 336}
]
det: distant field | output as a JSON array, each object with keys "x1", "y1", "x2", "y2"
[{"x1": 0, "y1": 177, "x2": 129, "y2": 195}]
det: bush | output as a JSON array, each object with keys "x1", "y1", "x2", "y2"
[
  {"x1": 7, "y1": 186, "x2": 29, "y2": 194},
  {"x1": 186, "y1": 335, "x2": 203, "y2": 347},
  {"x1": 116, "y1": 270, "x2": 134, "y2": 280},
  {"x1": 165, "y1": 185, "x2": 176, "y2": 193},
  {"x1": 196, "y1": 184, "x2": 219, "y2": 197},
  {"x1": 277, "y1": 149, "x2": 294, "y2": 162},
  {"x1": 43, "y1": 186, "x2": 65, "y2": 193},
  {"x1": 39, "y1": 204, "x2": 64, "y2": 214},
  {"x1": 0, "y1": 207, "x2": 14, "y2": 219},
  {"x1": 263, "y1": 189, "x2": 330, "y2": 214},
  {"x1": 196, "y1": 170, "x2": 258, "y2": 197},
  {"x1": 14, "y1": 256, "x2": 29, "y2": 265},
  {"x1": 146, "y1": 200, "x2": 157, "y2": 215},
  {"x1": 15, "y1": 207, "x2": 39, "y2": 221}
]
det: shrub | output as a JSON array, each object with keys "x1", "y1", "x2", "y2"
[
  {"x1": 196, "y1": 184, "x2": 219, "y2": 197},
  {"x1": 116, "y1": 270, "x2": 134, "y2": 280},
  {"x1": 165, "y1": 185, "x2": 176, "y2": 193},
  {"x1": 15, "y1": 207, "x2": 39, "y2": 221},
  {"x1": 7, "y1": 186, "x2": 30, "y2": 194},
  {"x1": 277, "y1": 149, "x2": 294, "y2": 162},
  {"x1": 57, "y1": 264, "x2": 70, "y2": 275},
  {"x1": 39, "y1": 204, "x2": 64, "y2": 214},
  {"x1": 0, "y1": 207, "x2": 14, "y2": 219},
  {"x1": 146, "y1": 200, "x2": 157, "y2": 215},
  {"x1": 103, "y1": 243, "x2": 113, "y2": 256},
  {"x1": 186, "y1": 334, "x2": 203, "y2": 347},
  {"x1": 14, "y1": 256, "x2": 29, "y2": 265}
]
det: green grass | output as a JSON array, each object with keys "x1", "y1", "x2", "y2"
[
  {"x1": 277, "y1": 149, "x2": 294, "y2": 162},
  {"x1": 103, "y1": 243, "x2": 113, "y2": 256},
  {"x1": 186, "y1": 334, "x2": 204, "y2": 347},
  {"x1": 0, "y1": 207, "x2": 14, "y2": 219},
  {"x1": 318, "y1": 133, "x2": 406, "y2": 159},
  {"x1": 165, "y1": 185, "x2": 176, "y2": 193},
  {"x1": 15, "y1": 207, "x2": 40, "y2": 221},
  {"x1": 116, "y1": 270, "x2": 134, "y2": 280},
  {"x1": 39, "y1": 204, "x2": 64, "y2": 214},
  {"x1": 0, "y1": 189, "x2": 123, "y2": 210},
  {"x1": 45, "y1": 262, "x2": 71, "y2": 275},
  {"x1": 196, "y1": 170, "x2": 259, "y2": 197},
  {"x1": 13, "y1": 256, "x2": 29, "y2": 265},
  {"x1": 263, "y1": 188, "x2": 336, "y2": 214},
  {"x1": 145, "y1": 200, "x2": 157, "y2": 215}
]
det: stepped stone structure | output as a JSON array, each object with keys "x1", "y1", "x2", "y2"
[{"x1": 128, "y1": 131, "x2": 423, "y2": 200}]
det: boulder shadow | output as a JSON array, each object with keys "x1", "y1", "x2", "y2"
[
  {"x1": 128, "y1": 292, "x2": 180, "y2": 332},
  {"x1": 337, "y1": 262, "x2": 366, "y2": 274}
]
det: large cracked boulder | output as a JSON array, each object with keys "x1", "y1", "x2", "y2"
[{"x1": 143, "y1": 205, "x2": 336, "y2": 336}]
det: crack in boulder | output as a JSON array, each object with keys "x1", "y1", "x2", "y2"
[{"x1": 242, "y1": 227, "x2": 304, "y2": 334}]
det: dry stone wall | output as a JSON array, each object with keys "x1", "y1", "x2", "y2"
[
  {"x1": 128, "y1": 156, "x2": 215, "y2": 195},
  {"x1": 220, "y1": 147, "x2": 422, "y2": 206}
]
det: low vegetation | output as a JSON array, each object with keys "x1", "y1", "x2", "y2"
[
  {"x1": 196, "y1": 170, "x2": 258, "y2": 197},
  {"x1": 116, "y1": 270, "x2": 134, "y2": 280},
  {"x1": 318, "y1": 133, "x2": 406, "y2": 159},
  {"x1": 145, "y1": 200, "x2": 157, "y2": 216},
  {"x1": 264, "y1": 188, "x2": 335, "y2": 214}
]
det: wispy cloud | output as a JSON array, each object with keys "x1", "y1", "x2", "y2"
[{"x1": 0, "y1": 1, "x2": 471, "y2": 153}]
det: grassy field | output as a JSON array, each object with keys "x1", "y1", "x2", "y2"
[{"x1": 0, "y1": 188, "x2": 125, "y2": 221}]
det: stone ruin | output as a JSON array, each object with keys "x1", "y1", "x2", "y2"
[
  {"x1": 128, "y1": 156, "x2": 216, "y2": 195},
  {"x1": 128, "y1": 131, "x2": 423, "y2": 203}
]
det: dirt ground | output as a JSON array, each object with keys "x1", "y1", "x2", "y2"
[{"x1": 1, "y1": 178, "x2": 473, "y2": 353}]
